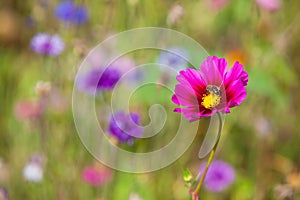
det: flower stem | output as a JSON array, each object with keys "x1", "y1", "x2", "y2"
[{"x1": 191, "y1": 112, "x2": 223, "y2": 199}]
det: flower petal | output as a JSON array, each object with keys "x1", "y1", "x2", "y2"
[
  {"x1": 200, "y1": 56, "x2": 227, "y2": 86},
  {"x1": 226, "y1": 80, "x2": 247, "y2": 108},
  {"x1": 225, "y1": 61, "x2": 248, "y2": 87}
]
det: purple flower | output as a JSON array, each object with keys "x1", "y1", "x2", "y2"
[
  {"x1": 98, "y1": 68, "x2": 121, "y2": 89},
  {"x1": 76, "y1": 68, "x2": 121, "y2": 95},
  {"x1": 199, "y1": 160, "x2": 235, "y2": 192},
  {"x1": 0, "y1": 187, "x2": 8, "y2": 200},
  {"x1": 156, "y1": 47, "x2": 189, "y2": 71},
  {"x1": 55, "y1": 1, "x2": 88, "y2": 25},
  {"x1": 108, "y1": 112, "x2": 143, "y2": 144},
  {"x1": 30, "y1": 33, "x2": 64, "y2": 56}
]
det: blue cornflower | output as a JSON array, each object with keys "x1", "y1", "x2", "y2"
[{"x1": 55, "y1": 1, "x2": 88, "y2": 25}]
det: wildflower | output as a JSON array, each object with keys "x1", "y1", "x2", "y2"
[
  {"x1": 30, "y1": 33, "x2": 64, "y2": 56},
  {"x1": 225, "y1": 49, "x2": 246, "y2": 66},
  {"x1": 55, "y1": 0, "x2": 88, "y2": 25},
  {"x1": 198, "y1": 160, "x2": 235, "y2": 192},
  {"x1": 255, "y1": 117, "x2": 271, "y2": 137},
  {"x1": 208, "y1": 0, "x2": 230, "y2": 12},
  {"x1": 82, "y1": 165, "x2": 112, "y2": 186},
  {"x1": 128, "y1": 193, "x2": 143, "y2": 200},
  {"x1": 76, "y1": 68, "x2": 121, "y2": 95},
  {"x1": 172, "y1": 56, "x2": 248, "y2": 122},
  {"x1": 255, "y1": 0, "x2": 282, "y2": 12},
  {"x1": 23, "y1": 154, "x2": 43, "y2": 183},
  {"x1": 35, "y1": 81, "x2": 51, "y2": 97},
  {"x1": 108, "y1": 112, "x2": 143, "y2": 145},
  {"x1": 156, "y1": 47, "x2": 189, "y2": 71},
  {"x1": 274, "y1": 184, "x2": 294, "y2": 199},
  {"x1": 0, "y1": 187, "x2": 8, "y2": 200},
  {"x1": 166, "y1": 4, "x2": 184, "y2": 26},
  {"x1": 14, "y1": 100, "x2": 42, "y2": 120}
]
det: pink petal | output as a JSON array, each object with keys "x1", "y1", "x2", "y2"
[
  {"x1": 255, "y1": 0, "x2": 282, "y2": 12},
  {"x1": 200, "y1": 56, "x2": 227, "y2": 86},
  {"x1": 172, "y1": 95, "x2": 180, "y2": 105},
  {"x1": 225, "y1": 61, "x2": 248, "y2": 87},
  {"x1": 225, "y1": 80, "x2": 247, "y2": 108}
]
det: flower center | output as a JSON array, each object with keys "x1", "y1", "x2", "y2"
[{"x1": 201, "y1": 85, "x2": 221, "y2": 109}]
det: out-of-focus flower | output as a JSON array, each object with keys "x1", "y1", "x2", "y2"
[
  {"x1": 76, "y1": 68, "x2": 121, "y2": 95},
  {"x1": 108, "y1": 112, "x2": 143, "y2": 144},
  {"x1": 30, "y1": 33, "x2": 64, "y2": 57},
  {"x1": 208, "y1": 0, "x2": 230, "y2": 12},
  {"x1": 225, "y1": 49, "x2": 246, "y2": 66},
  {"x1": 128, "y1": 193, "x2": 143, "y2": 200},
  {"x1": 156, "y1": 47, "x2": 189, "y2": 71},
  {"x1": 55, "y1": 1, "x2": 88, "y2": 25},
  {"x1": 255, "y1": 117, "x2": 271, "y2": 137},
  {"x1": 23, "y1": 154, "x2": 43, "y2": 183},
  {"x1": 274, "y1": 184, "x2": 294, "y2": 199},
  {"x1": 35, "y1": 81, "x2": 51, "y2": 97},
  {"x1": 198, "y1": 160, "x2": 235, "y2": 192},
  {"x1": 167, "y1": 4, "x2": 184, "y2": 26},
  {"x1": 255, "y1": 0, "x2": 282, "y2": 12},
  {"x1": 286, "y1": 171, "x2": 300, "y2": 191},
  {"x1": 172, "y1": 56, "x2": 248, "y2": 122},
  {"x1": 0, "y1": 187, "x2": 8, "y2": 200},
  {"x1": 109, "y1": 56, "x2": 144, "y2": 84},
  {"x1": 49, "y1": 88, "x2": 69, "y2": 113},
  {"x1": 109, "y1": 56, "x2": 136, "y2": 75},
  {"x1": 14, "y1": 100, "x2": 42, "y2": 120},
  {"x1": 25, "y1": 15, "x2": 36, "y2": 28},
  {"x1": 82, "y1": 165, "x2": 112, "y2": 187},
  {"x1": 98, "y1": 68, "x2": 121, "y2": 89}
]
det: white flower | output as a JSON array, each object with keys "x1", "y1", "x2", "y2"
[
  {"x1": 23, "y1": 162, "x2": 43, "y2": 182},
  {"x1": 128, "y1": 193, "x2": 142, "y2": 200}
]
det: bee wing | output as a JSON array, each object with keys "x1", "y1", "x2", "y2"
[{"x1": 198, "y1": 113, "x2": 224, "y2": 159}]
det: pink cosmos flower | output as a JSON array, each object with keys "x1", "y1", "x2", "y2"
[
  {"x1": 172, "y1": 56, "x2": 248, "y2": 122},
  {"x1": 82, "y1": 165, "x2": 112, "y2": 187},
  {"x1": 255, "y1": 0, "x2": 282, "y2": 12}
]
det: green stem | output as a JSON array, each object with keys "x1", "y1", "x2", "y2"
[{"x1": 191, "y1": 112, "x2": 223, "y2": 199}]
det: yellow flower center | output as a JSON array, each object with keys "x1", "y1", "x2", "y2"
[{"x1": 201, "y1": 93, "x2": 221, "y2": 109}]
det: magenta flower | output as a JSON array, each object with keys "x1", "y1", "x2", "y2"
[
  {"x1": 255, "y1": 0, "x2": 282, "y2": 12},
  {"x1": 82, "y1": 165, "x2": 112, "y2": 187},
  {"x1": 30, "y1": 33, "x2": 64, "y2": 56},
  {"x1": 199, "y1": 160, "x2": 235, "y2": 192},
  {"x1": 172, "y1": 56, "x2": 248, "y2": 122}
]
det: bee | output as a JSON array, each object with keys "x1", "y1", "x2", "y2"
[{"x1": 206, "y1": 85, "x2": 221, "y2": 96}]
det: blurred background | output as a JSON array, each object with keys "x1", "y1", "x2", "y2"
[{"x1": 0, "y1": 0, "x2": 300, "y2": 199}]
